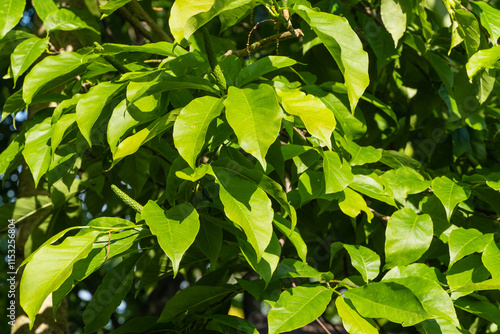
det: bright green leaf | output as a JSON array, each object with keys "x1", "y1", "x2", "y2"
[
  {"x1": 384, "y1": 277, "x2": 459, "y2": 326},
  {"x1": 173, "y1": 96, "x2": 223, "y2": 168},
  {"x1": 470, "y1": 1, "x2": 500, "y2": 45},
  {"x1": 381, "y1": 0, "x2": 411, "y2": 46},
  {"x1": 45, "y1": 8, "x2": 100, "y2": 34},
  {"x1": 267, "y1": 285, "x2": 333, "y2": 334},
  {"x1": 239, "y1": 233, "x2": 281, "y2": 287},
  {"x1": 279, "y1": 89, "x2": 336, "y2": 149},
  {"x1": 213, "y1": 166, "x2": 274, "y2": 261},
  {"x1": 466, "y1": 46, "x2": 500, "y2": 80},
  {"x1": 23, "y1": 52, "x2": 88, "y2": 105},
  {"x1": 22, "y1": 117, "x2": 53, "y2": 187},
  {"x1": 20, "y1": 230, "x2": 102, "y2": 329},
  {"x1": 323, "y1": 151, "x2": 353, "y2": 193},
  {"x1": 273, "y1": 214, "x2": 307, "y2": 263},
  {"x1": 0, "y1": 0, "x2": 24, "y2": 38},
  {"x1": 448, "y1": 228, "x2": 492, "y2": 267},
  {"x1": 224, "y1": 85, "x2": 282, "y2": 169},
  {"x1": 76, "y1": 82, "x2": 126, "y2": 146},
  {"x1": 482, "y1": 241, "x2": 500, "y2": 279},
  {"x1": 142, "y1": 201, "x2": 200, "y2": 277},
  {"x1": 344, "y1": 244, "x2": 380, "y2": 282},
  {"x1": 169, "y1": 0, "x2": 214, "y2": 43},
  {"x1": 100, "y1": 0, "x2": 132, "y2": 16},
  {"x1": 385, "y1": 208, "x2": 433, "y2": 269},
  {"x1": 381, "y1": 167, "x2": 430, "y2": 199},
  {"x1": 10, "y1": 37, "x2": 49, "y2": 87},
  {"x1": 344, "y1": 282, "x2": 431, "y2": 327},
  {"x1": 339, "y1": 187, "x2": 374, "y2": 222},
  {"x1": 33, "y1": 0, "x2": 58, "y2": 21},
  {"x1": 336, "y1": 297, "x2": 378, "y2": 334},
  {"x1": 294, "y1": 5, "x2": 369, "y2": 111},
  {"x1": 431, "y1": 176, "x2": 471, "y2": 221}
]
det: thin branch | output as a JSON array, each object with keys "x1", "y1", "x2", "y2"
[
  {"x1": 458, "y1": 207, "x2": 500, "y2": 221},
  {"x1": 117, "y1": 6, "x2": 154, "y2": 42},
  {"x1": 339, "y1": 0, "x2": 383, "y2": 25},
  {"x1": 369, "y1": 207, "x2": 390, "y2": 222},
  {"x1": 316, "y1": 318, "x2": 332, "y2": 334},
  {"x1": 223, "y1": 28, "x2": 304, "y2": 58},
  {"x1": 128, "y1": 0, "x2": 173, "y2": 42}
]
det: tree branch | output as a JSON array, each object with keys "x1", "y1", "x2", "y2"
[
  {"x1": 223, "y1": 28, "x2": 303, "y2": 58},
  {"x1": 128, "y1": 0, "x2": 173, "y2": 42},
  {"x1": 117, "y1": 6, "x2": 154, "y2": 42}
]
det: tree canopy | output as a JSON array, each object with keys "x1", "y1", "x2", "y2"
[{"x1": 1, "y1": 0, "x2": 500, "y2": 333}]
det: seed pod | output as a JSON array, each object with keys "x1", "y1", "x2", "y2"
[
  {"x1": 203, "y1": 28, "x2": 227, "y2": 93},
  {"x1": 111, "y1": 184, "x2": 143, "y2": 213}
]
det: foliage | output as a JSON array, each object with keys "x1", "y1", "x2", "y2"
[{"x1": 1, "y1": 0, "x2": 500, "y2": 333}]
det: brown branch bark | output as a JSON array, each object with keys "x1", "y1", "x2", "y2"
[
  {"x1": 128, "y1": 0, "x2": 173, "y2": 42},
  {"x1": 117, "y1": 6, "x2": 154, "y2": 42},
  {"x1": 223, "y1": 28, "x2": 304, "y2": 58}
]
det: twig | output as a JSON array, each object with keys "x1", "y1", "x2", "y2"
[
  {"x1": 369, "y1": 207, "x2": 390, "y2": 222},
  {"x1": 339, "y1": 0, "x2": 383, "y2": 25},
  {"x1": 316, "y1": 318, "x2": 332, "y2": 334},
  {"x1": 293, "y1": 126, "x2": 308, "y2": 141},
  {"x1": 117, "y1": 6, "x2": 154, "y2": 42},
  {"x1": 223, "y1": 28, "x2": 303, "y2": 58},
  {"x1": 247, "y1": 19, "x2": 276, "y2": 56},
  {"x1": 128, "y1": 0, "x2": 173, "y2": 42},
  {"x1": 458, "y1": 207, "x2": 500, "y2": 221}
]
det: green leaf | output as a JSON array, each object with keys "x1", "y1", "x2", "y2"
[
  {"x1": 204, "y1": 314, "x2": 258, "y2": 334},
  {"x1": 100, "y1": 0, "x2": 132, "y2": 16},
  {"x1": 293, "y1": 5, "x2": 369, "y2": 111},
  {"x1": 239, "y1": 233, "x2": 281, "y2": 287},
  {"x1": 274, "y1": 258, "x2": 324, "y2": 279},
  {"x1": 45, "y1": 8, "x2": 100, "y2": 34},
  {"x1": 10, "y1": 37, "x2": 49, "y2": 87},
  {"x1": 466, "y1": 46, "x2": 500, "y2": 80},
  {"x1": 236, "y1": 56, "x2": 298, "y2": 87},
  {"x1": 51, "y1": 113, "x2": 76, "y2": 152},
  {"x1": 169, "y1": 0, "x2": 214, "y2": 43},
  {"x1": 381, "y1": 167, "x2": 430, "y2": 199},
  {"x1": 0, "y1": 132, "x2": 24, "y2": 178},
  {"x1": 273, "y1": 214, "x2": 307, "y2": 263},
  {"x1": 339, "y1": 187, "x2": 374, "y2": 222},
  {"x1": 107, "y1": 317, "x2": 157, "y2": 334},
  {"x1": 196, "y1": 218, "x2": 222, "y2": 267},
  {"x1": 212, "y1": 158, "x2": 297, "y2": 232},
  {"x1": 447, "y1": 255, "x2": 491, "y2": 299},
  {"x1": 336, "y1": 297, "x2": 378, "y2": 334},
  {"x1": 76, "y1": 82, "x2": 126, "y2": 145},
  {"x1": 52, "y1": 219, "x2": 147, "y2": 315},
  {"x1": 455, "y1": 9, "x2": 480, "y2": 57},
  {"x1": 454, "y1": 295, "x2": 500, "y2": 326},
  {"x1": 224, "y1": 84, "x2": 282, "y2": 169},
  {"x1": 22, "y1": 117, "x2": 53, "y2": 187},
  {"x1": 23, "y1": 52, "x2": 88, "y2": 105},
  {"x1": 173, "y1": 96, "x2": 224, "y2": 168},
  {"x1": 384, "y1": 277, "x2": 459, "y2": 326},
  {"x1": 482, "y1": 241, "x2": 500, "y2": 279},
  {"x1": 344, "y1": 282, "x2": 431, "y2": 327},
  {"x1": 20, "y1": 230, "x2": 102, "y2": 329},
  {"x1": 323, "y1": 151, "x2": 353, "y2": 193},
  {"x1": 383, "y1": 263, "x2": 442, "y2": 283},
  {"x1": 381, "y1": 0, "x2": 410, "y2": 46},
  {"x1": 470, "y1": 1, "x2": 500, "y2": 45},
  {"x1": 83, "y1": 253, "x2": 142, "y2": 334},
  {"x1": 431, "y1": 176, "x2": 471, "y2": 221},
  {"x1": 343, "y1": 138, "x2": 381, "y2": 166},
  {"x1": 33, "y1": 0, "x2": 58, "y2": 21},
  {"x1": 279, "y1": 89, "x2": 336, "y2": 149},
  {"x1": 448, "y1": 228, "x2": 492, "y2": 267},
  {"x1": 344, "y1": 244, "x2": 380, "y2": 282},
  {"x1": 267, "y1": 285, "x2": 333, "y2": 334},
  {"x1": 384, "y1": 208, "x2": 433, "y2": 269},
  {"x1": 0, "y1": 0, "x2": 24, "y2": 38},
  {"x1": 142, "y1": 201, "x2": 200, "y2": 277},
  {"x1": 100, "y1": 42, "x2": 187, "y2": 57},
  {"x1": 453, "y1": 278, "x2": 500, "y2": 294},
  {"x1": 126, "y1": 72, "x2": 218, "y2": 103},
  {"x1": 350, "y1": 174, "x2": 396, "y2": 207},
  {"x1": 213, "y1": 166, "x2": 274, "y2": 261},
  {"x1": 113, "y1": 110, "x2": 178, "y2": 163},
  {"x1": 158, "y1": 285, "x2": 237, "y2": 323}
]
